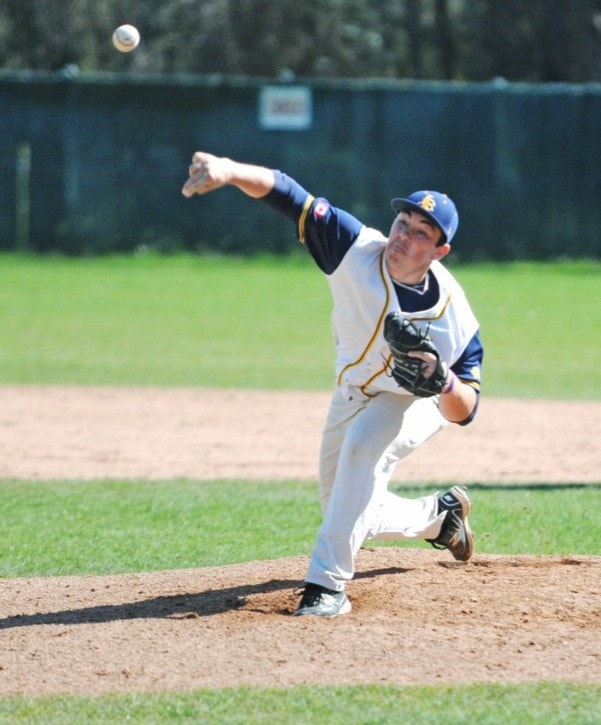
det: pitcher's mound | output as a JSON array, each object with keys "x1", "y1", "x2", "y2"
[{"x1": 1, "y1": 549, "x2": 599, "y2": 696}]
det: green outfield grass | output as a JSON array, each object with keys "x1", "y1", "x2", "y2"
[
  {"x1": 1, "y1": 682, "x2": 599, "y2": 724},
  {"x1": 1, "y1": 481, "x2": 599, "y2": 578},
  {"x1": 1, "y1": 253, "x2": 599, "y2": 722},
  {"x1": 0, "y1": 253, "x2": 599, "y2": 398}
]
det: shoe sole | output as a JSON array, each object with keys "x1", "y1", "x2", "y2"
[{"x1": 448, "y1": 485, "x2": 473, "y2": 561}]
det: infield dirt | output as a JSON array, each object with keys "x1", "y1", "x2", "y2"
[{"x1": 0, "y1": 387, "x2": 599, "y2": 695}]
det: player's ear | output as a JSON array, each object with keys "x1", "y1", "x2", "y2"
[{"x1": 433, "y1": 243, "x2": 451, "y2": 261}]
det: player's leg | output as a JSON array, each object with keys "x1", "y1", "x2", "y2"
[
  {"x1": 295, "y1": 390, "x2": 369, "y2": 616},
  {"x1": 317, "y1": 388, "x2": 368, "y2": 514},
  {"x1": 306, "y1": 392, "x2": 446, "y2": 591},
  {"x1": 363, "y1": 396, "x2": 473, "y2": 560},
  {"x1": 365, "y1": 394, "x2": 450, "y2": 541}
]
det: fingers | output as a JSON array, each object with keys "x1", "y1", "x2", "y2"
[
  {"x1": 181, "y1": 152, "x2": 222, "y2": 198},
  {"x1": 187, "y1": 152, "x2": 211, "y2": 180},
  {"x1": 182, "y1": 156, "x2": 208, "y2": 197},
  {"x1": 181, "y1": 178, "x2": 196, "y2": 198},
  {"x1": 407, "y1": 351, "x2": 435, "y2": 362},
  {"x1": 407, "y1": 351, "x2": 437, "y2": 378}
]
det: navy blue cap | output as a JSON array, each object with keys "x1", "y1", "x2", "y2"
[{"x1": 391, "y1": 190, "x2": 459, "y2": 243}]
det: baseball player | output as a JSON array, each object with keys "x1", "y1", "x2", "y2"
[{"x1": 182, "y1": 152, "x2": 483, "y2": 618}]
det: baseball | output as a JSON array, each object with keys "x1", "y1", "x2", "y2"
[{"x1": 112, "y1": 24, "x2": 140, "y2": 53}]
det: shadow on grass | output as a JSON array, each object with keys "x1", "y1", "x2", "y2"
[{"x1": 392, "y1": 482, "x2": 601, "y2": 492}]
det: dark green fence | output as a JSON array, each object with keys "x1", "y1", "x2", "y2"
[{"x1": 0, "y1": 71, "x2": 599, "y2": 260}]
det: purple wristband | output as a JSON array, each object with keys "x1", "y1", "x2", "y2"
[{"x1": 442, "y1": 371, "x2": 457, "y2": 395}]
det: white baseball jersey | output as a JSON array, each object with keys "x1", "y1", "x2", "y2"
[{"x1": 328, "y1": 226, "x2": 480, "y2": 400}]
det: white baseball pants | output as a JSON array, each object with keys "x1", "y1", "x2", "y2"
[{"x1": 306, "y1": 388, "x2": 449, "y2": 591}]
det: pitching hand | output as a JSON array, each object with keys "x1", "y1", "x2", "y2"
[{"x1": 182, "y1": 152, "x2": 233, "y2": 198}]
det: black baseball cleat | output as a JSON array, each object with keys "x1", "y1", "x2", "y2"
[
  {"x1": 426, "y1": 485, "x2": 474, "y2": 562},
  {"x1": 294, "y1": 583, "x2": 352, "y2": 617}
]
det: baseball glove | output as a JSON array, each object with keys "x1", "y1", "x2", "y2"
[{"x1": 383, "y1": 311, "x2": 448, "y2": 397}]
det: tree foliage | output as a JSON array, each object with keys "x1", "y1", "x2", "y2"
[{"x1": 1, "y1": 0, "x2": 599, "y2": 82}]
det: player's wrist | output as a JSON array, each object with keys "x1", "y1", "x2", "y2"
[{"x1": 442, "y1": 371, "x2": 457, "y2": 395}]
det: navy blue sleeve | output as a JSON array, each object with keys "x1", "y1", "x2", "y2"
[
  {"x1": 450, "y1": 329, "x2": 483, "y2": 392},
  {"x1": 260, "y1": 170, "x2": 309, "y2": 223},
  {"x1": 260, "y1": 170, "x2": 363, "y2": 274},
  {"x1": 448, "y1": 329, "x2": 483, "y2": 426}
]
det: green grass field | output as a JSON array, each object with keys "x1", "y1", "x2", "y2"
[
  {"x1": 1, "y1": 481, "x2": 598, "y2": 578},
  {"x1": 0, "y1": 253, "x2": 599, "y2": 397},
  {"x1": 1, "y1": 682, "x2": 599, "y2": 724},
  {"x1": 0, "y1": 254, "x2": 599, "y2": 722}
]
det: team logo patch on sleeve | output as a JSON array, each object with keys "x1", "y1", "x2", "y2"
[{"x1": 313, "y1": 199, "x2": 330, "y2": 219}]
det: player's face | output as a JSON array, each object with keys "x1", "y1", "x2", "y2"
[{"x1": 385, "y1": 211, "x2": 449, "y2": 283}]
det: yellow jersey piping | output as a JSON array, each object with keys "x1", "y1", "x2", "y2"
[
  {"x1": 297, "y1": 194, "x2": 314, "y2": 243},
  {"x1": 405, "y1": 292, "x2": 452, "y2": 322}
]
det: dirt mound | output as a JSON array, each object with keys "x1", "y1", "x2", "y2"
[
  {"x1": 0, "y1": 387, "x2": 599, "y2": 695},
  {"x1": 1, "y1": 550, "x2": 599, "y2": 696}
]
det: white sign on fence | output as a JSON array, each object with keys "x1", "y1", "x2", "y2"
[{"x1": 258, "y1": 86, "x2": 313, "y2": 130}]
